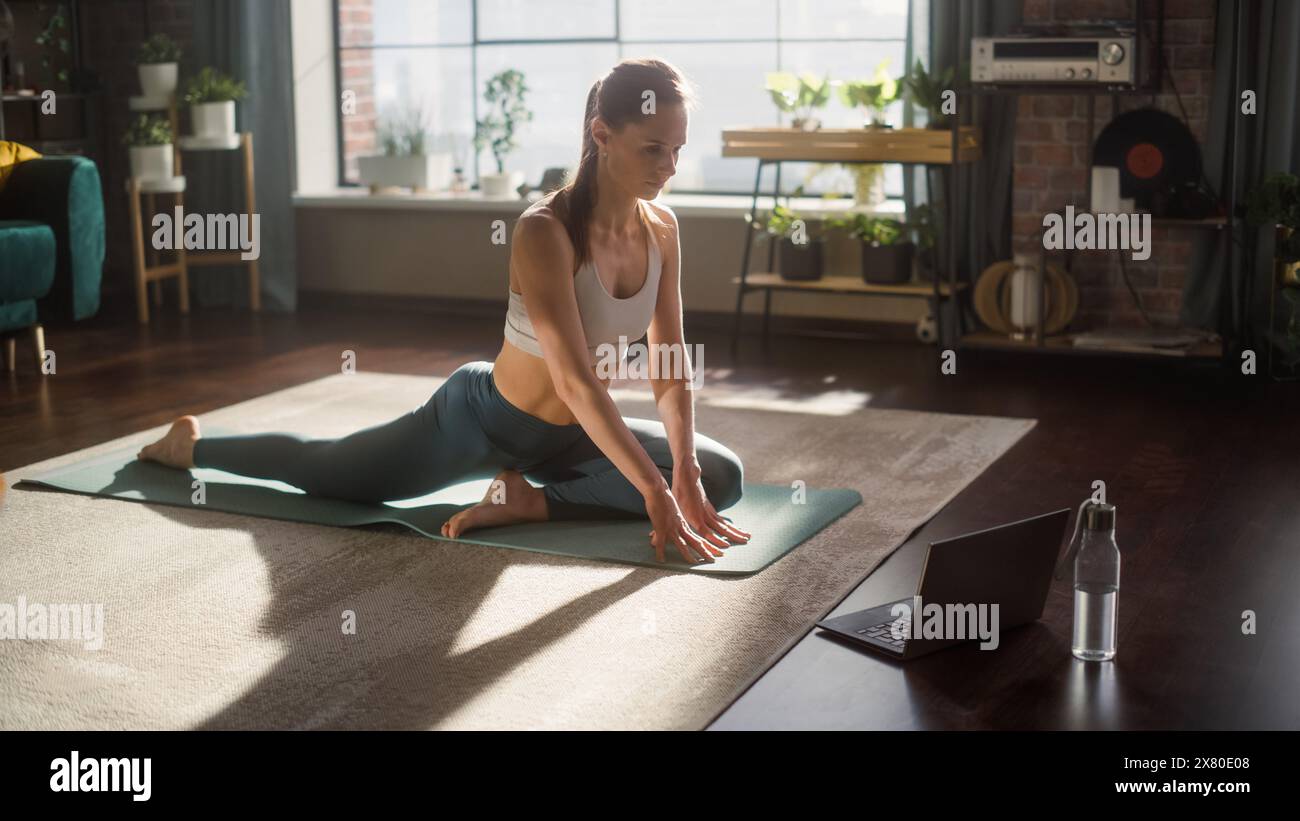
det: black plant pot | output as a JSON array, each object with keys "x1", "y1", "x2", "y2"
[
  {"x1": 861, "y1": 241, "x2": 915, "y2": 284},
  {"x1": 778, "y1": 236, "x2": 824, "y2": 281}
]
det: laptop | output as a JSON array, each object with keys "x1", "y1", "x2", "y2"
[{"x1": 816, "y1": 508, "x2": 1071, "y2": 660}]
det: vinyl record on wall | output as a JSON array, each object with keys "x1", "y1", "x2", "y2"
[{"x1": 1092, "y1": 108, "x2": 1202, "y2": 213}]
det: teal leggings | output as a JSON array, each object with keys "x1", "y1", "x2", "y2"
[{"x1": 191, "y1": 360, "x2": 744, "y2": 521}]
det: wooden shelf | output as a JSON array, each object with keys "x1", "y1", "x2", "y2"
[
  {"x1": 179, "y1": 134, "x2": 243, "y2": 151},
  {"x1": 721, "y1": 126, "x2": 981, "y2": 164},
  {"x1": 733, "y1": 273, "x2": 966, "y2": 297},
  {"x1": 959, "y1": 330, "x2": 1223, "y2": 359},
  {"x1": 1151, "y1": 216, "x2": 1231, "y2": 228},
  {"x1": 124, "y1": 175, "x2": 186, "y2": 194}
]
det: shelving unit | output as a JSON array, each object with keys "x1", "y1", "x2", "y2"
[
  {"x1": 125, "y1": 96, "x2": 260, "y2": 323},
  {"x1": 124, "y1": 96, "x2": 261, "y2": 323},
  {"x1": 723, "y1": 126, "x2": 981, "y2": 354},
  {"x1": 952, "y1": 0, "x2": 1242, "y2": 364}
]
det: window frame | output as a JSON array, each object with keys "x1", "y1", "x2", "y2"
[{"x1": 331, "y1": 0, "x2": 914, "y2": 197}]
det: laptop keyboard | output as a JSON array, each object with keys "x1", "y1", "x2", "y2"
[{"x1": 856, "y1": 618, "x2": 910, "y2": 648}]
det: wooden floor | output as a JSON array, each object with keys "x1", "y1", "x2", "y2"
[{"x1": 3, "y1": 294, "x2": 1298, "y2": 730}]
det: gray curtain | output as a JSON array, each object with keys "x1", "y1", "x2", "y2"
[
  {"x1": 919, "y1": 0, "x2": 1021, "y2": 332},
  {"x1": 1181, "y1": 0, "x2": 1300, "y2": 354},
  {"x1": 186, "y1": 0, "x2": 297, "y2": 312}
]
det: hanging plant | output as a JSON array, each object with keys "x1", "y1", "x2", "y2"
[{"x1": 33, "y1": 1, "x2": 71, "y2": 90}]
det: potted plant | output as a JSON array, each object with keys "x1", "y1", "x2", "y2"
[
  {"x1": 135, "y1": 33, "x2": 182, "y2": 99},
  {"x1": 183, "y1": 66, "x2": 246, "y2": 139},
  {"x1": 848, "y1": 163, "x2": 888, "y2": 208},
  {"x1": 752, "y1": 194, "x2": 828, "y2": 281},
  {"x1": 356, "y1": 103, "x2": 454, "y2": 192},
  {"x1": 1246, "y1": 171, "x2": 1300, "y2": 367},
  {"x1": 123, "y1": 113, "x2": 174, "y2": 182},
  {"x1": 902, "y1": 59, "x2": 967, "y2": 130},
  {"x1": 765, "y1": 71, "x2": 831, "y2": 131},
  {"x1": 831, "y1": 213, "x2": 914, "y2": 284},
  {"x1": 473, "y1": 69, "x2": 533, "y2": 197},
  {"x1": 800, "y1": 160, "x2": 887, "y2": 210},
  {"x1": 838, "y1": 60, "x2": 900, "y2": 129}
]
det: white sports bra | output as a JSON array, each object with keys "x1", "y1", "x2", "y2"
[{"x1": 503, "y1": 212, "x2": 662, "y2": 366}]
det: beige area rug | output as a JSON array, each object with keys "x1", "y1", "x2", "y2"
[{"x1": 0, "y1": 372, "x2": 1035, "y2": 730}]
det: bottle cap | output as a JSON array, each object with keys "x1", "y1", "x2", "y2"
[{"x1": 1084, "y1": 503, "x2": 1116, "y2": 531}]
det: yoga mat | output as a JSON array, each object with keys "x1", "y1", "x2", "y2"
[
  {"x1": 2, "y1": 372, "x2": 1036, "y2": 730},
  {"x1": 16, "y1": 427, "x2": 862, "y2": 576}
]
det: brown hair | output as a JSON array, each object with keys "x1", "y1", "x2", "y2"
[{"x1": 551, "y1": 58, "x2": 698, "y2": 274}]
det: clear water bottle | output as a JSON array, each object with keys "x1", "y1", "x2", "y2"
[{"x1": 1071, "y1": 503, "x2": 1120, "y2": 661}]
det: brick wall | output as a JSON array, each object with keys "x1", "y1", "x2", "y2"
[
  {"x1": 1011, "y1": 0, "x2": 1217, "y2": 329},
  {"x1": 338, "y1": 0, "x2": 376, "y2": 183}
]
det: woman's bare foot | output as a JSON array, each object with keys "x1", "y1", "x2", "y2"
[
  {"x1": 442, "y1": 468, "x2": 548, "y2": 539},
  {"x1": 137, "y1": 415, "x2": 201, "y2": 469}
]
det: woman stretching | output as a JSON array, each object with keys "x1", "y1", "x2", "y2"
[{"x1": 138, "y1": 58, "x2": 750, "y2": 565}]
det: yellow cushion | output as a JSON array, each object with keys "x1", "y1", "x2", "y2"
[{"x1": 0, "y1": 141, "x2": 43, "y2": 192}]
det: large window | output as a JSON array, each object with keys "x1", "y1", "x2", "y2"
[{"x1": 335, "y1": 0, "x2": 914, "y2": 197}]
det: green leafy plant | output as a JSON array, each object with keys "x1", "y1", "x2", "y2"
[
  {"x1": 135, "y1": 32, "x2": 182, "y2": 65},
  {"x1": 1246, "y1": 172, "x2": 1300, "y2": 364},
  {"x1": 122, "y1": 113, "x2": 173, "y2": 147},
  {"x1": 473, "y1": 69, "x2": 533, "y2": 174},
  {"x1": 796, "y1": 162, "x2": 887, "y2": 208},
  {"x1": 182, "y1": 66, "x2": 247, "y2": 104},
  {"x1": 377, "y1": 101, "x2": 431, "y2": 156},
  {"x1": 749, "y1": 184, "x2": 831, "y2": 242},
  {"x1": 829, "y1": 213, "x2": 907, "y2": 246},
  {"x1": 34, "y1": 1, "x2": 71, "y2": 89},
  {"x1": 765, "y1": 71, "x2": 832, "y2": 127},
  {"x1": 902, "y1": 59, "x2": 968, "y2": 129},
  {"x1": 838, "y1": 60, "x2": 901, "y2": 128},
  {"x1": 758, "y1": 203, "x2": 809, "y2": 239},
  {"x1": 1246, "y1": 172, "x2": 1300, "y2": 260}
]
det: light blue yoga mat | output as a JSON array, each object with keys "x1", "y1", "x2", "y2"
[{"x1": 16, "y1": 427, "x2": 862, "y2": 575}]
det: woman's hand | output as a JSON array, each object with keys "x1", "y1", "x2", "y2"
[
  {"x1": 644, "y1": 485, "x2": 720, "y2": 565},
  {"x1": 671, "y1": 464, "x2": 751, "y2": 552},
  {"x1": 643, "y1": 466, "x2": 752, "y2": 565}
]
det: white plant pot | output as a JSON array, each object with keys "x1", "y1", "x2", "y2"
[
  {"x1": 356, "y1": 153, "x2": 454, "y2": 191},
  {"x1": 191, "y1": 101, "x2": 237, "y2": 138},
  {"x1": 479, "y1": 170, "x2": 524, "y2": 198},
  {"x1": 138, "y1": 63, "x2": 178, "y2": 98},
  {"x1": 129, "y1": 144, "x2": 174, "y2": 182}
]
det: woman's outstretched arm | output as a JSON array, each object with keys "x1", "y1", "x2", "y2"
[
  {"x1": 644, "y1": 205, "x2": 699, "y2": 475},
  {"x1": 644, "y1": 204, "x2": 751, "y2": 550}
]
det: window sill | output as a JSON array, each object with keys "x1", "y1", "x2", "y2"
[{"x1": 293, "y1": 188, "x2": 905, "y2": 219}]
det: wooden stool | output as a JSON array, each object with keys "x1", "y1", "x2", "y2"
[
  {"x1": 127, "y1": 174, "x2": 190, "y2": 324},
  {"x1": 177, "y1": 131, "x2": 261, "y2": 313}
]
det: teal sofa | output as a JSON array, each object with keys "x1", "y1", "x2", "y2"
[{"x1": 0, "y1": 155, "x2": 105, "y2": 372}]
